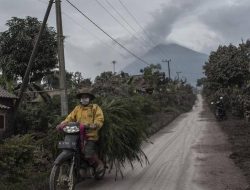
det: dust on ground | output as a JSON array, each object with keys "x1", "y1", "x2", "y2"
[
  {"x1": 216, "y1": 114, "x2": 250, "y2": 188},
  {"x1": 194, "y1": 101, "x2": 249, "y2": 190}
]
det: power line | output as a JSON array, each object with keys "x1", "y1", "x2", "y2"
[
  {"x1": 62, "y1": 11, "x2": 125, "y2": 57},
  {"x1": 37, "y1": 0, "x2": 124, "y2": 61},
  {"x1": 37, "y1": 0, "x2": 148, "y2": 65},
  {"x1": 116, "y1": 1, "x2": 170, "y2": 64},
  {"x1": 117, "y1": 0, "x2": 154, "y2": 46},
  {"x1": 117, "y1": 0, "x2": 142, "y2": 32},
  {"x1": 95, "y1": 0, "x2": 141, "y2": 44},
  {"x1": 117, "y1": 0, "x2": 168, "y2": 58},
  {"x1": 65, "y1": 0, "x2": 150, "y2": 66},
  {"x1": 104, "y1": 0, "x2": 156, "y2": 60},
  {"x1": 105, "y1": 0, "x2": 139, "y2": 34},
  {"x1": 95, "y1": 0, "x2": 151, "y2": 52}
]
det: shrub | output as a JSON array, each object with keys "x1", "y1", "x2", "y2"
[{"x1": 0, "y1": 134, "x2": 35, "y2": 184}]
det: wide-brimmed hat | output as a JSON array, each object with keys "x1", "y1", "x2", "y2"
[{"x1": 76, "y1": 88, "x2": 95, "y2": 100}]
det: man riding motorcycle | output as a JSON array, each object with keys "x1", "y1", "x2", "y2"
[
  {"x1": 57, "y1": 88, "x2": 105, "y2": 174},
  {"x1": 215, "y1": 96, "x2": 226, "y2": 120}
]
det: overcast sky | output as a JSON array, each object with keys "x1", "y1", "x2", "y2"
[{"x1": 0, "y1": 0, "x2": 249, "y2": 79}]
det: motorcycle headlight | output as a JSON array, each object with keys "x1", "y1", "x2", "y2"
[{"x1": 63, "y1": 125, "x2": 80, "y2": 133}]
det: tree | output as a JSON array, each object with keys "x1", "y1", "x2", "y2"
[
  {"x1": 93, "y1": 71, "x2": 133, "y2": 97},
  {"x1": 94, "y1": 71, "x2": 113, "y2": 84},
  {"x1": 140, "y1": 64, "x2": 165, "y2": 88},
  {"x1": 71, "y1": 72, "x2": 91, "y2": 88},
  {"x1": 0, "y1": 16, "x2": 58, "y2": 82},
  {"x1": 204, "y1": 44, "x2": 250, "y2": 88},
  {"x1": 202, "y1": 41, "x2": 250, "y2": 116}
]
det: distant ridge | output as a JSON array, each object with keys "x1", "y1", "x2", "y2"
[{"x1": 122, "y1": 43, "x2": 208, "y2": 86}]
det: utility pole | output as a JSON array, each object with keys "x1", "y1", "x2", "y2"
[
  {"x1": 55, "y1": 0, "x2": 68, "y2": 116},
  {"x1": 176, "y1": 71, "x2": 182, "y2": 81},
  {"x1": 162, "y1": 59, "x2": 171, "y2": 80},
  {"x1": 14, "y1": 0, "x2": 54, "y2": 110},
  {"x1": 112, "y1": 60, "x2": 116, "y2": 74}
]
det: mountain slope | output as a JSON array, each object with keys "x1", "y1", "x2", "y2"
[{"x1": 122, "y1": 43, "x2": 208, "y2": 86}]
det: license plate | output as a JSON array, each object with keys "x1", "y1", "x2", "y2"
[{"x1": 58, "y1": 141, "x2": 77, "y2": 149}]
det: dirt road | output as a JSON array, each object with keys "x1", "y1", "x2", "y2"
[{"x1": 76, "y1": 95, "x2": 248, "y2": 190}]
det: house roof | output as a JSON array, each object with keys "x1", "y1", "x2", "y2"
[
  {"x1": 0, "y1": 87, "x2": 18, "y2": 99},
  {"x1": 0, "y1": 104, "x2": 10, "y2": 110}
]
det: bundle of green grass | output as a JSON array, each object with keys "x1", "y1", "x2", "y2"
[{"x1": 97, "y1": 97, "x2": 150, "y2": 177}]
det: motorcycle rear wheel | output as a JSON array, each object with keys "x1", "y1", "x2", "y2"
[{"x1": 49, "y1": 161, "x2": 76, "y2": 190}]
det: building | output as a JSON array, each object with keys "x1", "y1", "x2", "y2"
[{"x1": 0, "y1": 87, "x2": 18, "y2": 138}]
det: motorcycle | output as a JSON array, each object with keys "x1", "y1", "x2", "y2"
[
  {"x1": 49, "y1": 122, "x2": 106, "y2": 190},
  {"x1": 211, "y1": 101, "x2": 226, "y2": 121}
]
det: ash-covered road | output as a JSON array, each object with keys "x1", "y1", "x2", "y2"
[{"x1": 76, "y1": 95, "x2": 248, "y2": 190}]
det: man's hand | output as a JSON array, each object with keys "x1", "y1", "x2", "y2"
[{"x1": 56, "y1": 122, "x2": 67, "y2": 131}]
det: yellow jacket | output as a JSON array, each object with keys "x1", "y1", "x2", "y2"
[{"x1": 63, "y1": 104, "x2": 104, "y2": 141}]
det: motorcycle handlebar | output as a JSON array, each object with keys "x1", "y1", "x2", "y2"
[{"x1": 61, "y1": 122, "x2": 91, "y2": 129}]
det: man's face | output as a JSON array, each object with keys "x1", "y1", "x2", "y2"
[{"x1": 80, "y1": 94, "x2": 91, "y2": 105}]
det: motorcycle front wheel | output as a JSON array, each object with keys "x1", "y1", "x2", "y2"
[{"x1": 49, "y1": 161, "x2": 76, "y2": 190}]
